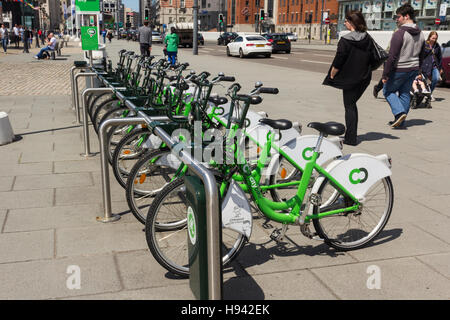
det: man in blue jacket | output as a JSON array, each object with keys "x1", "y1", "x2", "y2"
[{"x1": 382, "y1": 4, "x2": 425, "y2": 128}]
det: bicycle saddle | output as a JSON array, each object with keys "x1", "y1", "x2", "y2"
[
  {"x1": 208, "y1": 96, "x2": 228, "y2": 106},
  {"x1": 307, "y1": 122, "x2": 345, "y2": 136},
  {"x1": 259, "y1": 118, "x2": 292, "y2": 131}
]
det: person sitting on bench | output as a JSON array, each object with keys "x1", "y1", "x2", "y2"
[{"x1": 34, "y1": 33, "x2": 57, "y2": 59}]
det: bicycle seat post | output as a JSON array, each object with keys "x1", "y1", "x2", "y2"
[{"x1": 314, "y1": 133, "x2": 324, "y2": 153}]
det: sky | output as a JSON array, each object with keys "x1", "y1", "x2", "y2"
[{"x1": 122, "y1": 0, "x2": 139, "y2": 12}]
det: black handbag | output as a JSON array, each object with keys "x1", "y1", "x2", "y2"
[{"x1": 369, "y1": 36, "x2": 389, "y2": 71}]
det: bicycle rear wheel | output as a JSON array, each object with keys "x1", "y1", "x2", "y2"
[
  {"x1": 145, "y1": 178, "x2": 246, "y2": 277},
  {"x1": 312, "y1": 177, "x2": 394, "y2": 251},
  {"x1": 269, "y1": 155, "x2": 303, "y2": 202}
]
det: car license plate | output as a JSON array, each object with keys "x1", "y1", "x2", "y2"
[
  {"x1": 278, "y1": 41, "x2": 285, "y2": 44},
  {"x1": 256, "y1": 44, "x2": 264, "y2": 47}
]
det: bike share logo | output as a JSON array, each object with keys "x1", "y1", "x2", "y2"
[
  {"x1": 302, "y1": 147, "x2": 319, "y2": 161},
  {"x1": 349, "y1": 168, "x2": 368, "y2": 184},
  {"x1": 187, "y1": 207, "x2": 197, "y2": 245},
  {"x1": 87, "y1": 28, "x2": 97, "y2": 38}
]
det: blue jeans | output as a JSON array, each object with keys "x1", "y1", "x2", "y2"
[
  {"x1": 1, "y1": 39, "x2": 7, "y2": 52},
  {"x1": 430, "y1": 67, "x2": 440, "y2": 93},
  {"x1": 167, "y1": 51, "x2": 177, "y2": 65},
  {"x1": 383, "y1": 70, "x2": 418, "y2": 117},
  {"x1": 36, "y1": 46, "x2": 52, "y2": 58}
]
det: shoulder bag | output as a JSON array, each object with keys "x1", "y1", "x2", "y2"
[{"x1": 369, "y1": 35, "x2": 389, "y2": 71}]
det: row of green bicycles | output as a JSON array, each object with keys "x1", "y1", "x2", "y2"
[{"x1": 84, "y1": 49, "x2": 395, "y2": 278}]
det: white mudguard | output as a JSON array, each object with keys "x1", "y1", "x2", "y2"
[
  {"x1": 310, "y1": 153, "x2": 392, "y2": 203},
  {"x1": 265, "y1": 135, "x2": 343, "y2": 177},
  {"x1": 153, "y1": 151, "x2": 183, "y2": 170},
  {"x1": 221, "y1": 180, "x2": 253, "y2": 239},
  {"x1": 143, "y1": 133, "x2": 162, "y2": 150}
]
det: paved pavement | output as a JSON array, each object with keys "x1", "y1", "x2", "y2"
[{"x1": 0, "y1": 39, "x2": 449, "y2": 300}]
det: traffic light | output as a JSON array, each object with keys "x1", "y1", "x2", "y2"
[
  {"x1": 218, "y1": 14, "x2": 224, "y2": 24},
  {"x1": 144, "y1": 9, "x2": 149, "y2": 21},
  {"x1": 260, "y1": 9, "x2": 265, "y2": 21}
]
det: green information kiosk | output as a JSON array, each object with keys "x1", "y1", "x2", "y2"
[{"x1": 76, "y1": 0, "x2": 100, "y2": 53}]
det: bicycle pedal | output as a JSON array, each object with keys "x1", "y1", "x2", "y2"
[
  {"x1": 270, "y1": 228, "x2": 283, "y2": 242},
  {"x1": 311, "y1": 235, "x2": 324, "y2": 242},
  {"x1": 262, "y1": 219, "x2": 274, "y2": 229}
]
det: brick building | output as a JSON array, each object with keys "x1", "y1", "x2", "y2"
[
  {"x1": 276, "y1": 0, "x2": 339, "y2": 40},
  {"x1": 227, "y1": 0, "x2": 275, "y2": 32},
  {"x1": 158, "y1": 0, "x2": 194, "y2": 30}
]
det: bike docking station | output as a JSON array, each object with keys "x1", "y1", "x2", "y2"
[{"x1": 94, "y1": 94, "x2": 223, "y2": 299}]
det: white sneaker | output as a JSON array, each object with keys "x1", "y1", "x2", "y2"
[
  {"x1": 34, "y1": 56, "x2": 38, "y2": 59},
  {"x1": 422, "y1": 89, "x2": 430, "y2": 94},
  {"x1": 431, "y1": 95, "x2": 436, "y2": 102}
]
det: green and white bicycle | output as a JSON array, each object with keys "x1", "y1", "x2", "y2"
[{"x1": 144, "y1": 83, "x2": 394, "y2": 277}]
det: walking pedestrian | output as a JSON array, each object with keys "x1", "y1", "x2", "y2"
[
  {"x1": 107, "y1": 29, "x2": 113, "y2": 43},
  {"x1": 382, "y1": 4, "x2": 425, "y2": 128},
  {"x1": 0, "y1": 24, "x2": 8, "y2": 54},
  {"x1": 101, "y1": 29, "x2": 106, "y2": 43},
  {"x1": 138, "y1": 21, "x2": 152, "y2": 57},
  {"x1": 23, "y1": 27, "x2": 31, "y2": 53},
  {"x1": 0, "y1": 25, "x2": 8, "y2": 53},
  {"x1": 35, "y1": 29, "x2": 40, "y2": 48},
  {"x1": 164, "y1": 27, "x2": 179, "y2": 67},
  {"x1": 322, "y1": 10, "x2": 373, "y2": 146},
  {"x1": 13, "y1": 24, "x2": 19, "y2": 48},
  {"x1": 19, "y1": 25, "x2": 24, "y2": 48},
  {"x1": 421, "y1": 31, "x2": 443, "y2": 101}
]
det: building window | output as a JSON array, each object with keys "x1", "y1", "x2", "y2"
[
  {"x1": 296, "y1": 13, "x2": 298, "y2": 22},
  {"x1": 245, "y1": 15, "x2": 249, "y2": 22},
  {"x1": 202, "y1": 0, "x2": 206, "y2": 8}
]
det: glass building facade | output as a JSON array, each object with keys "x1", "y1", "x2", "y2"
[{"x1": 337, "y1": 0, "x2": 450, "y2": 31}]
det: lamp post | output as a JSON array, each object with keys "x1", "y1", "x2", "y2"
[{"x1": 116, "y1": 0, "x2": 119, "y2": 39}]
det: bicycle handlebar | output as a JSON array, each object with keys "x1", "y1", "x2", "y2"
[{"x1": 259, "y1": 87, "x2": 279, "y2": 94}]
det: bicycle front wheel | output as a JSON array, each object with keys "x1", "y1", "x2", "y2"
[
  {"x1": 145, "y1": 178, "x2": 246, "y2": 278},
  {"x1": 112, "y1": 128, "x2": 151, "y2": 189},
  {"x1": 312, "y1": 177, "x2": 394, "y2": 251},
  {"x1": 126, "y1": 148, "x2": 176, "y2": 224}
]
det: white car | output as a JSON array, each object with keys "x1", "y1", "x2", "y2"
[
  {"x1": 152, "y1": 31, "x2": 163, "y2": 43},
  {"x1": 226, "y1": 35, "x2": 272, "y2": 58},
  {"x1": 286, "y1": 32, "x2": 298, "y2": 42}
]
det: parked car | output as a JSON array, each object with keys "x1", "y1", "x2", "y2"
[
  {"x1": 152, "y1": 31, "x2": 163, "y2": 43},
  {"x1": 285, "y1": 32, "x2": 298, "y2": 42},
  {"x1": 440, "y1": 41, "x2": 450, "y2": 86},
  {"x1": 226, "y1": 35, "x2": 272, "y2": 58},
  {"x1": 262, "y1": 33, "x2": 291, "y2": 53},
  {"x1": 217, "y1": 32, "x2": 238, "y2": 45},
  {"x1": 198, "y1": 33, "x2": 204, "y2": 45},
  {"x1": 127, "y1": 30, "x2": 137, "y2": 41}
]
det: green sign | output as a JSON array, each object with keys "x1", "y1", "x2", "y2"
[
  {"x1": 75, "y1": 0, "x2": 100, "y2": 12},
  {"x1": 81, "y1": 26, "x2": 99, "y2": 50}
]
